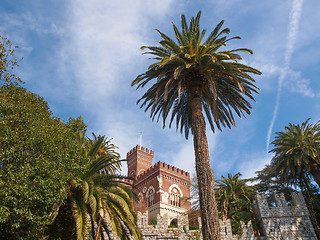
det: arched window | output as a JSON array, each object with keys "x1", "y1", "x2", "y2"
[
  {"x1": 170, "y1": 192, "x2": 180, "y2": 207},
  {"x1": 147, "y1": 188, "x2": 154, "y2": 207},
  {"x1": 138, "y1": 192, "x2": 143, "y2": 202},
  {"x1": 169, "y1": 185, "x2": 182, "y2": 207}
]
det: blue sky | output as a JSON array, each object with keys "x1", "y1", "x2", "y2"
[{"x1": 1, "y1": 0, "x2": 320, "y2": 179}]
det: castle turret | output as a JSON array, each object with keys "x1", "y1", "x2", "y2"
[{"x1": 127, "y1": 145, "x2": 154, "y2": 179}]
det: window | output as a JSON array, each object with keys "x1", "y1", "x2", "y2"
[
  {"x1": 170, "y1": 193, "x2": 180, "y2": 207},
  {"x1": 147, "y1": 188, "x2": 154, "y2": 207}
]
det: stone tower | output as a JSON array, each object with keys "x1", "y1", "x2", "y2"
[{"x1": 253, "y1": 192, "x2": 317, "y2": 239}]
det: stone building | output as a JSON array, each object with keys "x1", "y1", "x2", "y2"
[
  {"x1": 125, "y1": 145, "x2": 317, "y2": 240},
  {"x1": 127, "y1": 145, "x2": 191, "y2": 221},
  {"x1": 253, "y1": 192, "x2": 317, "y2": 239}
]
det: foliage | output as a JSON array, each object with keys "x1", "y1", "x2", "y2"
[
  {"x1": 149, "y1": 216, "x2": 157, "y2": 226},
  {"x1": 268, "y1": 119, "x2": 320, "y2": 187},
  {"x1": 255, "y1": 165, "x2": 296, "y2": 195},
  {"x1": 169, "y1": 219, "x2": 178, "y2": 228},
  {"x1": 132, "y1": 10, "x2": 261, "y2": 240},
  {"x1": 0, "y1": 84, "x2": 86, "y2": 239},
  {"x1": 66, "y1": 116, "x2": 87, "y2": 135},
  {"x1": 50, "y1": 134, "x2": 140, "y2": 240},
  {"x1": 216, "y1": 173, "x2": 255, "y2": 234},
  {"x1": 256, "y1": 119, "x2": 320, "y2": 236},
  {"x1": 132, "y1": 11, "x2": 261, "y2": 138},
  {"x1": 0, "y1": 34, "x2": 23, "y2": 85},
  {"x1": 255, "y1": 161, "x2": 320, "y2": 237}
]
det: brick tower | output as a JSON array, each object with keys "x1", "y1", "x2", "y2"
[
  {"x1": 126, "y1": 145, "x2": 191, "y2": 221},
  {"x1": 127, "y1": 145, "x2": 154, "y2": 179}
]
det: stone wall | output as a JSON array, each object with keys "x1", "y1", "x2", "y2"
[
  {"x1": 91, "y1": 192, "x2": 317, "y2": 239},
  {"x1": 137, "y1": 211, "x2": 255, "y2": 240},
  {"x1": 253, "y1": 192, "x2": 317, "y2": 239}
]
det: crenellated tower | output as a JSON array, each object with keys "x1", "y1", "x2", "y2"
[
  {"x1": 127, "y1": 145, "x2": 154, "y2": 179},
  {"x1": 126, "y1": 145, "x2": 191, "y2": 221}
]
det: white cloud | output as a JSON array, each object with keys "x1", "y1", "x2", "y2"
[
  {"x1": 284, "y1": 70, "x2": 315, "y2": 98},
  {"x1": 237, "y1": 152, "x2": 273, "y2": 179},
  {"x1": 171, "y1": 141, "x2": 195, "y2": 175},
  {"x1": 57, "y1": 0, "x2": 179, "y2": 106},
  {"x1": 285, "y1": 0, "x2": 304, "y2": 66},
  {"x1": 266, "y1": 0, "x2": 304, "y2": 153}
]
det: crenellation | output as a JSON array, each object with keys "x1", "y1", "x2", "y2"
[{"x1": 253, "y1": 192, "x2": 317, "y2": 239}]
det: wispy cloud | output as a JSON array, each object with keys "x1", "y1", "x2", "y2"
[
  {"x1": 237, "y1": 152, "x2": 273, "y2": 179},
  {"x1": 266, "y1": 0, "x2": 304, "y2": 153},
  {"x1": 57, "y1": 0, "x2": 179, "y2": 105}
]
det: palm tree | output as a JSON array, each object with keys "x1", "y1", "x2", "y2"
[
  {"x1": 216, "y1": 173, "x2": 254, "y2": 222},
  {"x1": 51, "y1": 135, "x2": 140, "y2": 240},
  {"x1": 132, "y1": 11, "x2": 261, "y2": 239},
  {"x1": 269, "y1": 119, "x2": 320, "y2": 188}
]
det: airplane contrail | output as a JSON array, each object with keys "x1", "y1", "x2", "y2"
[{"x1": 266, "y1": 0, "x2": 304, "y2": 153}]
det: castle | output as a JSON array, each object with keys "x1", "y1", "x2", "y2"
[
  {"x1": 124, "y1": 145, "x2": 317, "y2": 240},
  {"x1": 126, "y1": 145, "x2": 191, "y2": 221}
]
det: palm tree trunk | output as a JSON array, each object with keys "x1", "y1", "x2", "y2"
[
  {"x1": 309, "y1": 159, "x2": 320, "y2": 188},
  {"x1": 191, "y1": 86, "x2": 220, "y2": 240}
]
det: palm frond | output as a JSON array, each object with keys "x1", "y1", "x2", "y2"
[{"x1": 132, "y1": 11, "x2": 261, "y2": 138}]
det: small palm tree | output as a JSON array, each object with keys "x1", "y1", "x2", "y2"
[
  {"x1": 269, "y1": 119, "x2": 320, "y2": 188},
  {"x1": 132, "y1": 11, "x2": 261, "y2": 239},
  {"x1": 52, "y1": 135, "x2": 140, "y2": 240},
  {"x1": 216, "y1": 173, "x2": 254, "y2": 221}
]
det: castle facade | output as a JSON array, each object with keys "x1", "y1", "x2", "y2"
[{"x1": 126, "y1": 145, "x2": 191, "y2": 221}]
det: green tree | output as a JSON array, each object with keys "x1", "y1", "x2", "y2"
[
  {"x1": 216, "y1": 173, "x2": 255, "y2": 234},
  {"x1": 255, "y1": 166, "x2": 320, "y2": 238},
  {"x1": 216, "y1": 173, "x2": 254, "y2": 221},
  {"x1": 256, "y1": 119, "x2": 320, "y2": 238},
  {"x1": 50, "y1": 134, "x2": 140, "y2": 240},
  {"x1": 0, "y1": 84, "x2": 86, "y2": 239},
  {"x1": 269, "y1": 119, "x2": 320, "y2": 188},
  {"x1": 67, "y1": 116, "x2": 87, "y2": 135},
  {"x1": 0, "y1": 34, "x2": 23, "y2": 85},
  {"x1": 132, "y1": 11, "x2": 261, "y2": 239}
]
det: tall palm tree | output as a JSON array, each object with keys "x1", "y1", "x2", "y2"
[
  {"x1": 269, "y1": 119, "x2": 320, "y2": 188},
  {"x1": 132, "y1": 11, "x2": 261, "y2": 239}
]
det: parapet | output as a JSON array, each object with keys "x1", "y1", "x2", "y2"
[
  {"x1": 127, "y1": 145, "x2": 154, "y2": 158},
  {"x1": 158, "y1": 161, "x2": 190, "y2": 178},
  {"x1": 135, "y1": 161, "x2": 190, "y2": 182},
  {"x1": 254, "y1": 192, "x2": 309, "y2": 218},
  {"x1": 136, "y1": 162, "x2": 161, "y2": 182}
]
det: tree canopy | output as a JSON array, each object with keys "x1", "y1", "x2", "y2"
[
  {"x1": 268, "y1": 119, "x2": 320, "y2": 188},
  {"x1": 0, "y1": 34, "x2": 22, "y2": 85},
  {"x1": 0, "y1": 84, "x2": 86, "y2": 239}
]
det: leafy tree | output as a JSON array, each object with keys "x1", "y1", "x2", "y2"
[
  {"x1": 66, "y1": 116, "x2": 87, "y2": 135},
  {"x1": 0, "y1": 34, "x2": 23, "y2": 85},
  {"x1": 216, "y1": 173, "x2": 254, "y2": 221},
  {"x1": 254, "y1": 165, "x2": 296, "y2": 196},
  {"x1": 132, "y1": 11, "x2": 261, "y2": 239},
  {"x1": 269, "y1": 119, "x2": 320, "y2": 188},
  {"x1": 216, "y1": 173, "x2": 255, "y2": 234},
  {"x1": 0, "y1": 84, "x2": 86, "y2": 239},
  {"x1": 50, "y1": 134, "x2": 140, "y2": 240}
]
